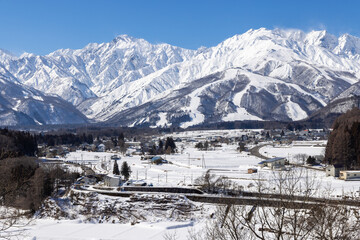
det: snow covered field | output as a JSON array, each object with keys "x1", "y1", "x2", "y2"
[
  {"x1": 27, "y1": 219, "x2": 202, "y2": 240},
  {"x1": 25, "y1": 130, "x2": 360, "y2": 239}
]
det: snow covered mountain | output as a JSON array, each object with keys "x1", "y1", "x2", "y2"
[
  {"x1": 1, "y1": 35, "x2": 194, "y2": 106},
  {"x1": 105, "y1": 68, "x2": 326, "y2": 127},
  {"x1": 0, "y1": 73, "x2": 88, "y2": 126},
  {"x1": 1, "y1": 28, "x2": 360, "y2": 127}
]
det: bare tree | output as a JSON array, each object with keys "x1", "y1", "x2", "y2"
[
  {"x1": 0, "y1": 208, "x2": 30, "y2": 239},
  {"x1": 293, "y1": 154, "x2": 308, "y2": 165},
  {"x1": 308, "y1": 202, "x2": 360, "y2": 239},
  {"x1": 163, "y1": 230, "x2": 179, "y2": 240},
  {"x1": 189, "y1": 168, "x2": 360, "y2": 240},
  {"x1": 187, "y1": 205, "x2": 252, "y2": 240}
]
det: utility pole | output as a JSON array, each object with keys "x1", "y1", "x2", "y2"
[{"x1": 202, "y1": 154, "x2": 206, "y2": 168}]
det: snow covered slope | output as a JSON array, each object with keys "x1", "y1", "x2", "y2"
[
  {"x1": 1, "y1": 28, "x2": 360, "y2": 127},
  {"x1": 0, "y1": 74, "x2": 88, "y2": 126},
  {"x1": 79, "y1": 28, "x2": 360, "y2": 123},
  {"x1": 105, "y1": 68, "x2": 325, "y2": 127},
  {"x1": 1, "y1": 35, "x2": 194, "y2": 105}
]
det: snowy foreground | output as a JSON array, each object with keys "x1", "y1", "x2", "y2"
[{"x1": 25, "y1": 130, "x2": 359, "y2": 239}]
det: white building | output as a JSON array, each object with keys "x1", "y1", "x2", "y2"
[
  {"x1": 339, "y1": 170, "x2": 360, "y2": 180},
  {"x1": 104, "y1": 175, "x2": 122, "y2": 187},
  {"x1": 258, "y1": 157, "x2": 286, "y2": 169}
]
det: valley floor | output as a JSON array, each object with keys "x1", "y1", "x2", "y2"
[{"x1": 21, "y1": 130, "x2": 359, "y2": 239}]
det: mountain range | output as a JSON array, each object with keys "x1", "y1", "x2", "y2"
[{"x1": 1, "y1": 28, "x2": 360, "y2": 127}]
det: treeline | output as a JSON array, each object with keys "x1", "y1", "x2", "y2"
[
  {"x1": 148, "y1": 137, "x2": 177, "y2": 155},
  {"x1": 325, "y1": 108, "x2": 360, "y2": 168},
  {"x1": 0, "y1": 157, "x2": 79, "y2": 212},
  {"x1": 36, "y1": 133, "x2": 93, "y2": 146},
  {"x1": 0, "y1": 128, "x2": 37, "y2": 160},
  {"x1": 29, "y1": 126, "x2": 161, "y2": 139},
  {"x1": 189, "y1": 120, "x2": 319, "y2": 131}
]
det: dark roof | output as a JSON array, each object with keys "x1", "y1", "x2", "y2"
[
  {"x1": 333, "y1": 163, "x2": 344, "y2": 168},
  {"x1": 151, "y1": 156, "x2": 163, "y2": 161}
]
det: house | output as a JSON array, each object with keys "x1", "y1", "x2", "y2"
[
  {"x1": 78, "y1": 176, "x2": 97, "y2": 185},
  {"x1": 73, "y1": 176, "x2": 97, "y2": 189},
  {"x1": 123, "y1": 179, "x2": 147, "y2": 186},
  {"x1": 258, "y1": 157, "x2": 286, "y2": 169},
  {"x1": 104, "y1": 175, "x2": 122, "y2": 187},
  {"x1": 339, "y1": 170, "x2": 360, "y2": 180},
  {"x1": 248, "y1": 168, "x2": 258, "y2": 174},
  {"x1": 97, "y1": 144, "x2": 106, "y2": 152},
  {"x1": 326, "y1": 164, "x2": 345, "y2": 177},
  {"x1": 151, "y1": 156, "x2": 168, "y2": 164},
  {"x1": 111, "y1": 155, "x2": 120, "y2": 160}
]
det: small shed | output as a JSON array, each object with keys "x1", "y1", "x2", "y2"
[
  {"x1": 339, "y1": 170, "x2": 360, "y2": 180},
  {"x1": 248, "y1": 168, "x2": 258, "y2": 174}
]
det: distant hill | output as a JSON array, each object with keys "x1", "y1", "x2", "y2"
[{"x1": 305, "y1": 96, "x2": 360, "y2": 128}]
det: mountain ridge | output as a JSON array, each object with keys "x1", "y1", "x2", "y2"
[{"x1": 1, "y1": 28, "x2": 360, "y2": 127}]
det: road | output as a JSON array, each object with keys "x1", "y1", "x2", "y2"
[
  {"x1": 249, "y1": 143, "x2": 325, "y2": 171},
  {"x1": 249, "y1": 144, "x2": 271, "y2": 160}
]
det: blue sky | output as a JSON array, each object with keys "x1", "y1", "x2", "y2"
[{"x1": 0, "y1": 0, "x2": 359, "y2": 55}]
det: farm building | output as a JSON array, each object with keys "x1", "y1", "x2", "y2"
[
  {"x1": 326, "y1": 164, "x2": 345, "y2": 177},
  {"x1": 258, "y1": 157, "x2": 286, "y2": 169},
  {"x1": 339, "y1": 170, "x2": 360, "y2": 180},
  {"x1": 104, "y1": 175, "x2": 122, "y2": 187}
]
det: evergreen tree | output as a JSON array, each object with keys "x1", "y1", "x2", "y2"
[
  {"x1": 121, "y1": 161, "x2": 131, "y2": 180},
  {"x1": 265, "y1": 131, "x2": 270, "y2": 139},
  {"x1": 158, "y1": 139, "x2": 164, "y2": 153},
  {"x1": 113, "y1": 160, "x2": 120, "y2": 175},
  {"x1": 238, "y1": 142, "x2": 246, "y2": 152},
  {"x1": 165, "y1": 146, "x2": 172, "y2": 155},
  {"x1": 204, "y1": 141, "x2": 209, "y2": 151},
  {"x1": 195, "y1": 142, "x2": 204, "y2": 149},
  {"x1": 165, "y1": 137, "x2": 176, "y2": 153},
  {"x1": 118, "y1": 132, "x2": 125, "y2": 142},
  {"x1": 306, "y1": 156, "x2": 316, "y2": 165}
]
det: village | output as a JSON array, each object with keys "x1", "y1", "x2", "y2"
[{"x1": 39, "y1": 128, "x2": 360, "y2": 198}]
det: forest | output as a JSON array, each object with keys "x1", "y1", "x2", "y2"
[
  {"x1": 0, "y1": 128, "x2": 37, "y2": 160},
  {"x1": 325, "y1": 108, "x2": 360, "y2": 168}
]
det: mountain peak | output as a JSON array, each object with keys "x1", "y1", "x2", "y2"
[
  {"x1": 335, "y1": 33, "x2": 360, "y2": 55},
  {"x1": 304, "y1": 30, "x2": 338, "y2": 50},
  {"x1": 0, "y1": 48, "x2": 17, "y2": 61},
  {"x1": 19, "y1": 52, "x2": 37, "y2": 59},
  {"x1": 113, "y1": 34, "x2": 138, "y2": 43}
]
